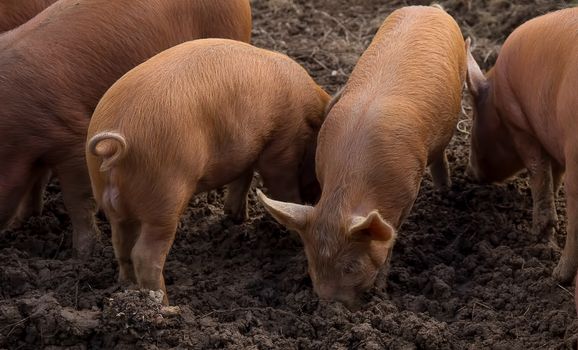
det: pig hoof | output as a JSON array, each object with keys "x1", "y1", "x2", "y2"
[
  {"x1": 117, "y1": 278, "x2": 134, "y2": 288},
  {"x1": 545, "y1": 238, "x2": 560, "y2": 251},
  {"x1": 552, "y1": 260, "x2": 576, "y2": 284},
  {"x1": 118, "y1": 271, "x2": 137, "y2": 286},
  {"x1": 73, "y1": 238, "x2": 96, "y2": 259},
  {"x1": 531, "y1": 225, "x2": 555, "y2": 243},
  {"x1": 432, "y1": 175, "x2": 451, "y2": 190},
  {"x1": 224, "y1": 209, "x2": 248, "y2": 224},
  {"x1": 434, "y1": 181, "x2": 451, "y2": 191}
]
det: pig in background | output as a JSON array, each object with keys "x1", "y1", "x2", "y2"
[
  {"x1": 86, "y1": 38, "x2": 330, "y2": 305},
  {"x1": 0, "y1": 0, "x2": 56, "y2": 32},
  {"x1": 258, "y1": 5, "x2": 467, "y2": 308},
  {"x1": 466, "y1": 7, "x2": 578, "y2": 285},
  {"x1": 0, "y1": 0, "x2": 251, "y2": 256}
]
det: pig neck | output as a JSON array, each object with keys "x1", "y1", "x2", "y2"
[
  {"x1": 483, "y1": 67, "x2": 522, "y2": 149},
  {"x1": 316, "y1": 94, "x2": 426, "y2": 230}
]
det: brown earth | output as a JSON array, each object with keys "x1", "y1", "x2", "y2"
[{"x1": 1, "y1": 0, "x2": 577, "y2": 349}]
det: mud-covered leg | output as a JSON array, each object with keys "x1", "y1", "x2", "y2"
[
  {"x1": 511, "y1": 134, "x2": 558, "y2": 242},
  {"x1": 430, "y1": 150, "x2": 451, "y2": 189},
  {"x1": 224, "y1": 168, "x2": 254, "y2": 223},
  {"x1": 132, "y1": 221, "x2": 177, "y2": 305},
  {"x1": 56, "y1": 157, "x2": 100, "y2": 257},
  {"x1": 552, "y1": 162, "x2": 564, "y2": 197},
  {"x1": 111, "y1": 219, "x2": 140, "y2": 285},
  {"x1": 553, "y1": 160, "x2": 578, "y2": 283},
  {"x1": 528, "y1": 156, "x2": 558, "y2": 242}
]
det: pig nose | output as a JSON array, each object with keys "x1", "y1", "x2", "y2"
[
  {"x1": 314, "y1": 284, "x2": 335, "y2": 301},
  {"x1": 340, "y1": 297, "x2": 361, "y2": 311},
  {"x1": 315, "y1": 285, "x2": 360, "y2": 309}
]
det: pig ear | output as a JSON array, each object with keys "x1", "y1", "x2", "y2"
[
  {"x1": 256, "y1": 189, "x2": 312, "y2": 232},
  {"x1": 348, "y1": 210, "x2": 396, "y2": 244},
  {"x1": 465, "y1": 37, "x2": 488, "y2": 98}
]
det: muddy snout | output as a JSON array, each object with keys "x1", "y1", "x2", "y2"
[{"x1": 314, "y1": 284, "x2": 361, "y2": 310}]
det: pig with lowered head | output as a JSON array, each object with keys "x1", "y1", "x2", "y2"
[
  {"x1": 258, "y1": 5, "x2": 467, "y2": 308},
  {"x1": 465, "y1": 7, "x2": 578, "y2": 283},
  {"x1": 86, "y1": 39, "x2": 330, "y2": 305}
]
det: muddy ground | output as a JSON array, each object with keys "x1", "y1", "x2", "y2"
[{"x1": 1, "y1": 0, "x2": 577, "y2": 349}]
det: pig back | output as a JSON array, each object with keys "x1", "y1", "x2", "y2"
[
  {"x1": 88, "y1": 39, "x2": 326, "y2": 191},
  {"x1": 342, "y1": 6, "x2": 466, "y2": 146},
  {"x1": 315, "y1": 6, "x2": 466, "y2": 223},
  {"x1": 0, "y1": 0, "x2": 252, "y2": 115}
]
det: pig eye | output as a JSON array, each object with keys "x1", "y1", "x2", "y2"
[{"x1": 343, "y1": 262, "x2": 359, "y2": 274}]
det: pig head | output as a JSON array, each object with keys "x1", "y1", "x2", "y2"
[
  {"x1": 464, "y1": 39, "x2": 524, "y2": 183},
  {"x1": 258, "y1": 192, "x2": 396, "y2": 308}
]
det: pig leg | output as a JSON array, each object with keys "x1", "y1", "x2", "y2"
[
  {"x1": 527, "y1": 156, "x2": 558, "y2": 242},
  {"x1": 17, "y1": 169, "x2": 51, "y2": 220},
  {"x1": 511, "y1": 134, "x2": 558, "y2": 242},
  {"x1": 224, "y1": 168, "x2": 254, "y2": 223},
  {"x1": 0, "y1": 161, "x2": 36, "y2": 229},
  {"x1": 258, "y1": 157, "x2": 301, "y2": 203},
  {"x1": 131, "y1": 221, "x2": 177, "y2": 305},
  {"x1": 111, "y1": 219, "x2": 140, "y2": 285},
  {"x1": 55, "y1": 158, "x2": 100, "y2": 257},
  {"x1": 130, "y1": 181, "x2": 191, "y2": 305},
  {"x1": 429, "y1": 150, "x2": 451, "y2": 189},
  {"x1": 552, "y1": 162, "x2": 564, "y2": 197},
  {"x1": 553, "y1": 159, "x2": 578, "y2": 283}
]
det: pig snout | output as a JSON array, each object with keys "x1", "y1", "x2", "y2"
[{"x1": 314, "y1": 283, "x2": 360, "y2": 310}]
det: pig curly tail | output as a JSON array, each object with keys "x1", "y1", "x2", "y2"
[{"x1": 87, "y1": 131, "x2": 127, "y2": 172}]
